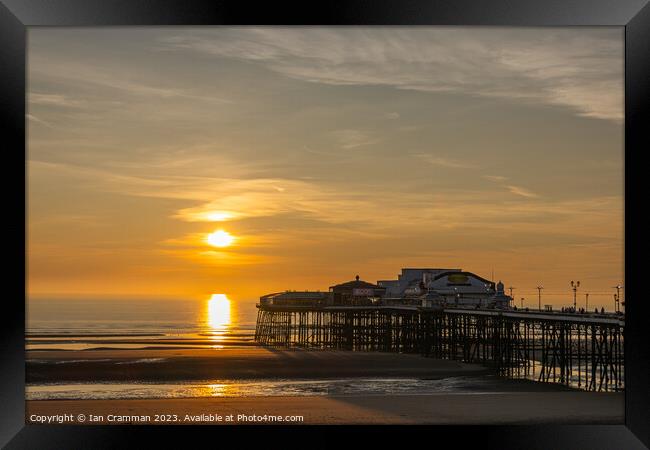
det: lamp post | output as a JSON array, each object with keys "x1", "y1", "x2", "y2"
[
  {"x1": 585, "y1": 293, "x2": 589, "y2": 312},
  {"x1": 520, "y1": 297, "x2": 525, "y2": 308},
  {"x1": 571, "y1": 281, "x2": 580, "y2": 311},
  {"x1": 612, "y1": 285, "x2": 623, "y2": 313},
  {"x1": 536, "y1": 285, "x2": 543, "y2": 311}
]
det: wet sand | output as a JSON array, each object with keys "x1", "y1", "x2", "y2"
[
  {"x1": 26, "y1": 347, "x2": 624, "y2": 424},
  {"x1": 27, "y1": 348, "x2": 491, "y2": 382},
  {"x1": 26, "y1": 392, "x2": 624, "y2": 425}
]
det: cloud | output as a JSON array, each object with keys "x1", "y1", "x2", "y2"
[
  {"x1": 483, "y1": 175, "x2": 508, "y2": 183},
  {"x1": 331, "y1": 129, "x2": 379, "y2": 149},
  {"x1": 413, "y1": 153, "x2": 475, "y2": 169},
  {"x1": 162, "y1": 28, "x2": 623, "y2": 122},
  {"x1": 507, "y1": 185, "x2": 540, "y2": 198},
  {"x1": 28, "y1": 159, "x2": 377, "y2": 230},
  {"x1": 28, "y1": 156, "x2": 622, "y2": 284},
  {"x1": 484, "y1": 175, "x2": 539, "y2": 198},
  {"x1": 27, "y1": 114, "x2": 55, "y2": 128},
  {"x1": 28, "y1": 57, "x2": 231, "y2": 105},
  {"x1": 31, "y1": 157, "x2": 616, "y2": 240},
  {"x1": 29, "y1": 92, "x2": 85, "y2": 108}
]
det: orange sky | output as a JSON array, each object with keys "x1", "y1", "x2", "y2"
[{"x1": 27, "y1": 27, "x2": 624, "y2": 309}]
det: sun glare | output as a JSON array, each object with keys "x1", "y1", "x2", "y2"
[
  {"x1": 207, "y1": 230, "x2": 235, "y2": 247},
  {"x1": 208, "y1": 293, "x2": 231, "y2": 329}
]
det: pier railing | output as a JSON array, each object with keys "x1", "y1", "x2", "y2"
[{"x1": 254, "y1": 305, "x2": 624, "y2": 392}]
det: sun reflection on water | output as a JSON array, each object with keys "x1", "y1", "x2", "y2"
[
  {"x1": 207, "y1": 294, "x2": 231, "y2": 331},
  {"x1": 204, "y1": 383, "x2": 229, "y2": 397}
]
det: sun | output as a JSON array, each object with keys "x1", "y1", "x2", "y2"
[{"x1": 207, "y1": 230, "x2": 235, "y2": 248}]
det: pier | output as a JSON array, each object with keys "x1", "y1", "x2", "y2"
[{"x1": 255, "y1": 305, "x2": 624, "y2": 392}]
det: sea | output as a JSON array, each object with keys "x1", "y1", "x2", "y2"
[{"x1": 27, "y1": 296, "x2": 259, "y2": 351}]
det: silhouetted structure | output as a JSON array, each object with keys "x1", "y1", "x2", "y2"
[
  {"x1": 329, "y1": 275, "x2": 385, "y2": 305},
  {"x1": 255, "y1": 304, "x2": 624, "y2": 392}
]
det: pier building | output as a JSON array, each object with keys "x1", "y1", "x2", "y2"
[
  {"x1": 258, "y1": 268, "x2": 513, "y2": 309},
  {"x1": 378, "y1": 268, "x2": 511, "y2": 308}
]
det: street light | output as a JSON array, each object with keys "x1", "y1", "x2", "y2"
[
  {"x1": 520, "y1": 297, "x2": 525, "y2": 308},
  {"x1": 536, "y1": 285, "x2": 543, "y2": 311},
  {"x1": 585, "y1": 293, "x2": 589, "y2": 311},
  {"x1": 612, "y1": 285, "x2": 623, "y2": 313},
  {"x1": 571, "y1": 280, "x2": 580, "y2": 311}
]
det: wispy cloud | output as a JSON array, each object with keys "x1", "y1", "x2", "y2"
[
  {"x1": 507, "y1": 185, "x2": 540, "y2": 198},
  {"x1": 28, "y1": 57, "x2": 231, "y2": 104},
  {"x1": 28, "y1": 159, "x2": 376, "y2": 229},
  {"x1": 29, "y1": 92, "x2": 85, "y2": 108},
  {"x1": 162, "y1": 28, "x2": 623, "y2": 122},
  {"x1": 30, "y1": 158, "x2": 614, "y2": 241},
  {"x1": 483, "y1": 175, "x2": 508, "y2": 183},
  {"x1": 27, "y1": 114, "x2": 55, "y2": 128},
  {"x1": 413, "y1": 153, "x2": 475, "y2": 169},
  {"x1": 331, "y1": 129, "x2": 379, "y2": 149},
  {"x1": 483, "y1": 175, "x2": 539, "y2": 198}
]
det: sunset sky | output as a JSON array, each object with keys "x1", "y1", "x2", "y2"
[{"x1": 27, "y1": 27, "x2": 624, "y2": 307}]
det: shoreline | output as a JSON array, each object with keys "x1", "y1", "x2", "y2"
[{"x1": 27, "y1": 347, "x2": 493, "y2": 383}]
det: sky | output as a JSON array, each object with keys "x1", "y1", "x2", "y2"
[{"x1": 27, "y1": 27, "x2": 624, "y2": 308}]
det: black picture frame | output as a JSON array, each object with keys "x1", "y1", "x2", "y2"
[{"x1": 1, "y1": 0, "x2": 648, "y2": 448}]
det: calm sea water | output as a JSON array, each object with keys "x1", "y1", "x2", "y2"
[
  {"x1": 26, "y1": 377, "x2": 519, "y2": 400},
  {"x1": 27, "y1": 297, "x2": 258, "y2": 399},
  {"x1": 27, "y1": 297, "x2": 259, "y2": 342}
]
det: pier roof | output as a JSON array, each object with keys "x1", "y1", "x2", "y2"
[{"x1": 330, "y1": 275, "x2": 382, "y2": 292}]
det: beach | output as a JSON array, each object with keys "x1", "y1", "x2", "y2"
[
  {"x1": 27, "y1": 347, "x2": 491, "y2": 382},
  {"x1": 26, "y1": 347, "x2": 624, "y2": 424}
]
